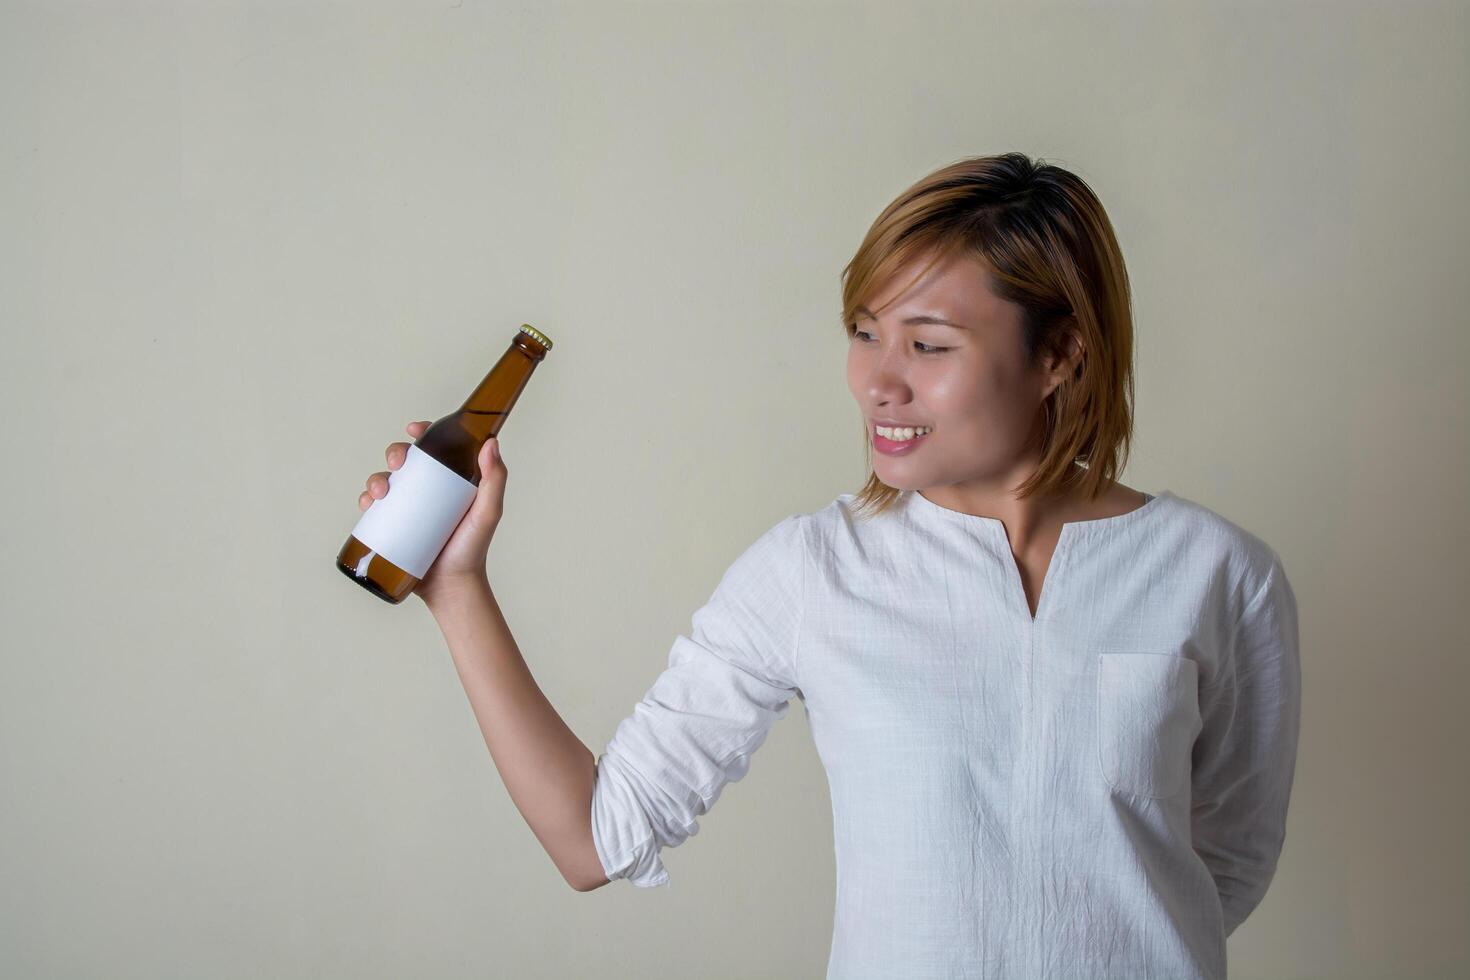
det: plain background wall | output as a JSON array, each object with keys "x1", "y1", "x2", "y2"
[{"x1": 2, "y1": 1, "x2": 1466, "y2": 977}]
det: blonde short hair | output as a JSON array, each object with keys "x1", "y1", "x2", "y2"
[{"x1": 841, "y1": 153, "x2": 1137, "y2": 520}]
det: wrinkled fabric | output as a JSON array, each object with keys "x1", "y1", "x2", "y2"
[{"x1": 591, "y1": 488, "x2": 1301, "y2": 979}]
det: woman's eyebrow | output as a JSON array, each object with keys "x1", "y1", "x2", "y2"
[{"x1": 854, "y1": 305, "x2": 971, "y2": 330}]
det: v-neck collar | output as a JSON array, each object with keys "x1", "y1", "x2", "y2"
[{"x1": 905, "y1": 488, "x2": 1173, "y2": 627}]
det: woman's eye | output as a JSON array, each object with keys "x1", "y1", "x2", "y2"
[{"x1": 851, "y1": 329, "x2": 949, "y2": 354}]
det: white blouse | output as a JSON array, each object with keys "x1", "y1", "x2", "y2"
[{"x1": 591, "y1": 488, "x2": 1301, "y2": 980}]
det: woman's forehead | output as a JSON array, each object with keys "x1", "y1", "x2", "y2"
[{"x1": 863, "y1": 252, "x2": 1010, "y2": 325}]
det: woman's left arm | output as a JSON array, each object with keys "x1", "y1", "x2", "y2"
[{"x1": 1190, "y1": 556, "x2": 1303, "y2": 938}]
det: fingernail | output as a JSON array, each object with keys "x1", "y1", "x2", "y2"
[{"x1": 490, "y1": 438, "x2": 499, "y2": 460}]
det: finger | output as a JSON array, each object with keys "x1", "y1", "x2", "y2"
[
  {"x1": 406, "y1": 420, "x2": 431, "y2": 437},
  {"x1": 385, "y1": 440, "x2": 410, "y2": 469},
  {"x1": 358, "y1": 490, "x2": 371, "y2": 511},
  {"x1": 364, "y1": 471, "x2": 390, "y2": 496},
  {"x1": 481, "y1": 436, "x2": 505, "y2": 473}
]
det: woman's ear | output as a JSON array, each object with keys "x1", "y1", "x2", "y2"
[{"x1": 1041, "y1": 328, "x2": 1085, "y2": 396}]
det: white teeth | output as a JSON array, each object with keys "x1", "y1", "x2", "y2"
[{"x1": 877, "y1": 425, "x2": 933, "y2": 441}]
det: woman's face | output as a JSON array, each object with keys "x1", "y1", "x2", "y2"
[{"x1": 845, "y1": 251, "x2": 1072, "y2": 494}]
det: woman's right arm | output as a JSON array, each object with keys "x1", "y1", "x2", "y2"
[
  {"x1": 361, "y1": 422, "x2": 609, "y2": 892},
  {"x1": 589, "y1": 514, "x2": 807, "y2": 889},
  {"x1": 424, "y1": 579, "x2": 611, "y2": 892}
]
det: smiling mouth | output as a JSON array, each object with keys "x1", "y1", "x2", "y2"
[{"x1": 872, "y1": 428, "x2": 931, "y2": 454}]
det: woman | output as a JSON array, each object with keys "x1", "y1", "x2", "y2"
[{"x1": 358, "y1": 153, "x2": 1301, "y2": 980}]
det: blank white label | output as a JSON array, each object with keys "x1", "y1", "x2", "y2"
[{"x1": 350, "y1": 444, "x2": 478, "y2": 579}]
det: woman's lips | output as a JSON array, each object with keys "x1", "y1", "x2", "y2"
[{"x1": 873, "y1": 429, "x2": 930, "y2": 455}]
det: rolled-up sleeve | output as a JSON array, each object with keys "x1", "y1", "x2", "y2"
[
  {"x1": 591, "y1": 515, "x2": 807, "y2": 888},
  {"x1": 1190, "y1": 555, "x2": 1302, "y2": 937}
]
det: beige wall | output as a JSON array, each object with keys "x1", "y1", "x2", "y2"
[{"x1": 2, "y1": 1, "x2": 1466, "y2": 977}]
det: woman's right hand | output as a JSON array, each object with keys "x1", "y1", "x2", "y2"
[{"x1": 358, "y1": 420, "x2": 507, "y2": 606}]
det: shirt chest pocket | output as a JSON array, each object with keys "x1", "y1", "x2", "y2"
[{"x1": 1095, "y1": 652, "x2": 1202, "y2": 799}]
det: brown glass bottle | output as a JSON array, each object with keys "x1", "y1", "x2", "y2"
[{"x1": 336, "y1": 324, "x2": 554, "y2": 604}]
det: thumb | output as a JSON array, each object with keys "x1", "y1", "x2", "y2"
[{"x1": 466, "y1": 437, "x2": 506, "y2": 521}]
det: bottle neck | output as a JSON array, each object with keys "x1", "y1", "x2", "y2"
[{"x1": 456, "y1": 335, "x2": 545, "y2": 441}]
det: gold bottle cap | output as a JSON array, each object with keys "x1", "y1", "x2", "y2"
[{"x1": 518, "y1": 323, "x2": 553, "y2": 351}]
